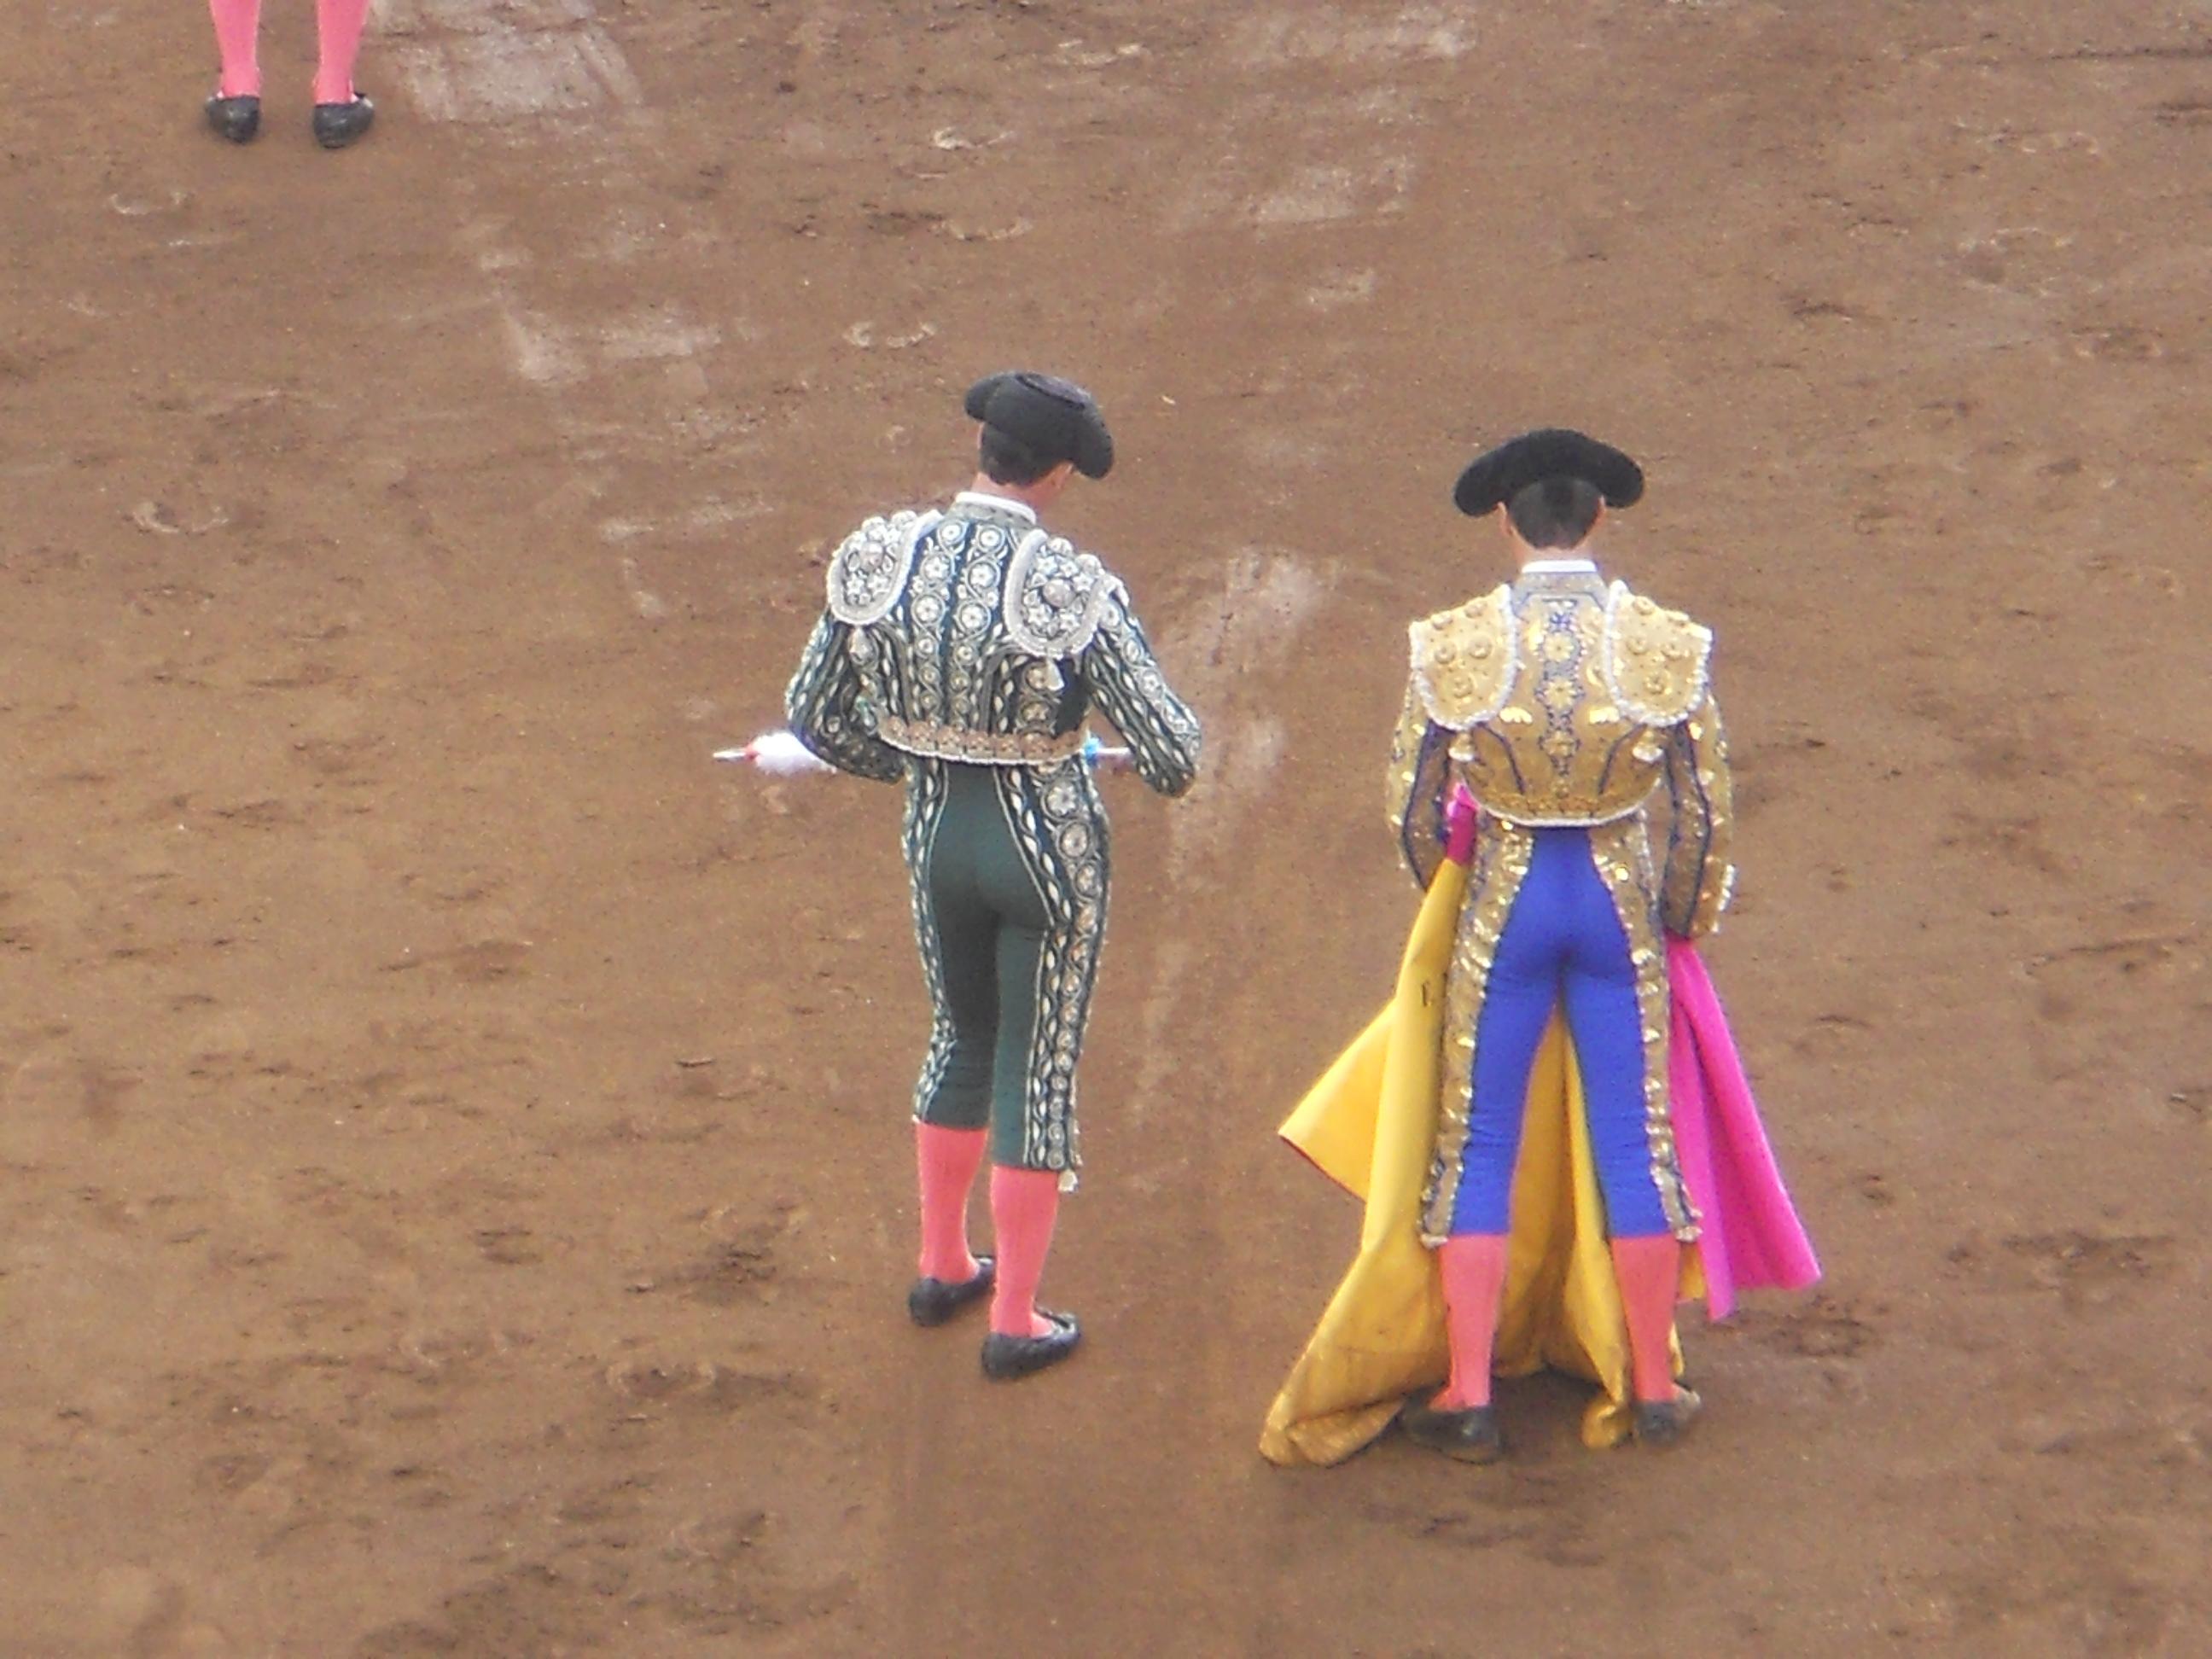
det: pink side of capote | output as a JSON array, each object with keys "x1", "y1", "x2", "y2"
[
  {"x1": 1444, "y1": 783, "x2": 1480, "y2": 866},
  {"x1": 1665, "y1": 937, "x2": 1822, "y2": 1319}
]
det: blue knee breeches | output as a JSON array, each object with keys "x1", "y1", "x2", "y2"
[{"x1": 1447, "y1": 827, "x2": 1671, "y2": 1240}]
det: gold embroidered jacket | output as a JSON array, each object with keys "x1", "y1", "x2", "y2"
[{"x1": 1386, "y1": 570, "x2": 1734, "y2": 939}]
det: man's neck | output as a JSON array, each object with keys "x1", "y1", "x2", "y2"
[
  {"x1": 1515, "y1": 540, "x2": 1598, "y2": 574},
  {"x1": 961, "y1": 474, "x2": 1047, "y2": 521}
]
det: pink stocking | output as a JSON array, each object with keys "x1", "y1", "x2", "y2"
[
  {"x1": 987, "y1": 1166, "x2": 1061, "y2": 1339},
  {"x1": 314, "y1": 0, "x2": 372, "y2": 104},
  {"x1": 914, "y1": 1123, "x2": 985, "y2": 1283},
  {"x1": 1435, "y1": 1234, "x2": 1510, "y2": 1409},
  {"x1": 1610, "y1": 1236, "x2": 1683, "y2": 1403},
  {"x1": 208, "y1": 0, "x2": 262, "y2": 98}
]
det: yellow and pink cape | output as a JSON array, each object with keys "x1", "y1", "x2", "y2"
[{"x1": 1260, "y1": 855, "x2": 1819, "y2": 1465}]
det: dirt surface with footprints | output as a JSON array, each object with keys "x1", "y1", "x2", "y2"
[{"x1": 3, "y1": 1, "x2": 2208, "y2": 1654}]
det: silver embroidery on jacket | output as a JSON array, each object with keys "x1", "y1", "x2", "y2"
[
  {"x1": 1004, "y1": 532, "x2": 1114, "y2": 658},
  {"x1": 827, "y1": 509, "x2": 940, "y2": 626}
]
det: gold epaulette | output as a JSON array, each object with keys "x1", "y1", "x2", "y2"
[
  {"x1": 1600, "y1": 582, "x2": 1712, "y2": 726},
  {"x1": 1408, "y1": 585, "x2": 1516, "y2": 730}
]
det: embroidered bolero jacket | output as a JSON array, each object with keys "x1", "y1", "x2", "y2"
[
  {"x1": 1384, "y1": 569, "x2": 1735, "y2": 938},
  {"x1": 785, "y1": 502, "x2": 1201, "y2": 797}
]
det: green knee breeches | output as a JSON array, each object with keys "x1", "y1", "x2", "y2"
[{"x1": 905, "y1": 759, "x2": 1109, "y2": 1171}]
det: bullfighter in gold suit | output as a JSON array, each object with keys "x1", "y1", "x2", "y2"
[{"x1": 1384, "y1": 429, "x2": 1734, "y2": 1459}]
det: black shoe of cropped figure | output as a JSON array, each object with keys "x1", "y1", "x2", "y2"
[
  {"x1": 1400, "y1": 1394, "x2": 1505, "y2": 1464},
  {"x1": 907, "y1": 1257, "x2": 995, "y2": 1328},
  {"x1": 312, "y1": 94, "x2": 375, "y2": 150},
  {"x1": 205, "y1": 94, "x2": 261, "y2": 143},
  {"x1": 980, "y1": 1310, "x2": 1080, "y2": 1381}
]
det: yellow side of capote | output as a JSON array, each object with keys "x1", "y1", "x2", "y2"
[{"x1": 1261, "y1": 858, "x2": 1699, "y2": 1466}]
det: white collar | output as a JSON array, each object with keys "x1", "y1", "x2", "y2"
[
  {"x1": 1521, "y1": 557, "x2": 1598, "y2": 575},
  {"x1": 953, "y1": 489, "x2": 1039, "y2": 524}
]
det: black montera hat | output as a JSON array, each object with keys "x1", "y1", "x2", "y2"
[
  {"x1": 1452, "y1": 428, "x2": 1644, "y2": 516},
  {"x1": 963, "y1": 371, "x2": 1115, "y2": 480}
]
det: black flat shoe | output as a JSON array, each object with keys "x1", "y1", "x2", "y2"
[
  {"x1": 980, "y1": 1310, "x2": 1080, "y2": 1381},
  {"x1": 312, "y1": 94, "x2": 375, "y2": 149},
  {"x1": 907, "y1": 1257, "x2": 995, "y2": 1328},
  {"x1": 1400, "y1": 1394, "x2": 1506, "y2": 1464},
  {"x1": 1633, "y1": 1387, "x2": 1703, "y2": 1448},
  {"x1": 205, "y1": 94, "x2": 261, "y2": 144}
]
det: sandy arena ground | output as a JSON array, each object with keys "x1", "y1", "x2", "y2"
[{"x1": 2, "y1": 1, "x2": 2208, "y2": 1653}]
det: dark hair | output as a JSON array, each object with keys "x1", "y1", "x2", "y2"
[
  {"x1": 979, "y1": 425, "x2": 1057, "y2": 486},
  {"x1": 1505, "y1": 476, "x2": 1603, "y2": 549}
]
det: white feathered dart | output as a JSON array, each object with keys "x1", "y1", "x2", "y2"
[
  {"x1": 713, "y1": 731, "x2": 835, "y2": 775},
  {"x1": 713, "y1": 730, "x2": 1132, "y2": 775}
]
